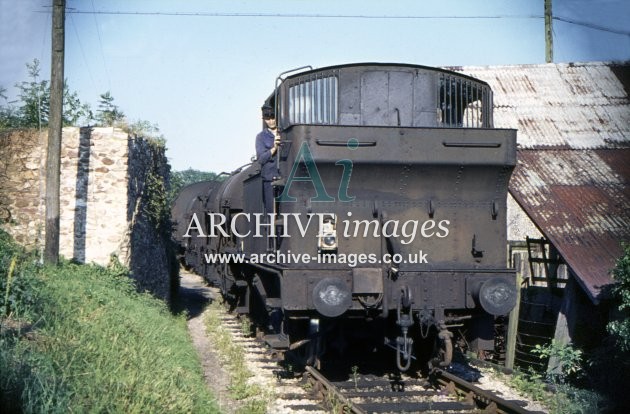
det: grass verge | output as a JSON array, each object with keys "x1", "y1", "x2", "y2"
[{"x1": 1, "y1": 231, "x2": 220, "y2": 413}]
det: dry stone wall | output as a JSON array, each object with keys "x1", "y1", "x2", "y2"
[
  {"x1": 0, "y1": 127, "x2": 175, "y2": 301},
  {"x1": 0, "y1": 129, "x2": 46, "y2": 247}
]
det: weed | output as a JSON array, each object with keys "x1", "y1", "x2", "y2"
[
  {"x1": 532, "y1": 340, "x2": 583, "y2": 383},
  {"x1": 2, "y1": 256, "x2": 16, "y2": 316},
  {"x1": 508, "y1": 363, "x2": 605, "y2": 413},
  {"x1": 205, "y1": 300, "x2": 271, "y2": 410},
  {"x1": 351, "y1": 365, "x2": 359, "y2": 391},
  {"x1": 240, "y1": 315, "x2": 253, "y2": 337},
  {"x1": 0, "y1": 230, "x2": 41, "y2": 320},
  {"x1": 546, "y1": 383, "x2": 605, "y2": 414},
  {"x1": 325, "y1": 389, "x2": 343, "y2": 413},
  {"x1": 236, "y1": 398, "x2": 268, "y2": 414},
  {"x1": 509, "y1": 368, "x2": 547, "y2": 401}
]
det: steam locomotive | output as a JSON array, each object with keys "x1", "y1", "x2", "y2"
[{"x1": 172, "y1": 63, "x2": 517, "y2": 370}]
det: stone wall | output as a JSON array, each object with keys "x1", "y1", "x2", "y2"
[
  {"x1": 126, "y1": 136, "x2": 177, "y2": 300},
  {"x1": 507, "y1": 193, "x2": 542, "y2": 242},
  {"x1": 0, "y1": 127, "x2": 175, "y2": 301},
  {"x1": 0, "y1": 129, "x2": 46, "y2": 248}
]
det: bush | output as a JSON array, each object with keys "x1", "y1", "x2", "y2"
[
  {"x1": 607, "y1": 243, "x2": 630, "y2": 351},
  {"x1": 531, "y1": 339, "x2": 583, "y2": 383},
  {"x1": 509, "y1": 366, "x2": 605, "y2": 414},
  {"x1": 581, "y1": 243, "x2": 630, "y2": 411},
  {"x1": 0, "y1": 229, "x2": 41, "y2": 320}
]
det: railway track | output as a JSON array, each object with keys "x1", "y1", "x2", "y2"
[
  {"x1": 190, "y1": 278, "x2": 544, "y2": 413},
  {"x1": 303, "y1": 364, "x2": 541, "y2": 414}
]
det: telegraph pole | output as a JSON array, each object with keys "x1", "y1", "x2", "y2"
[
  {"x1": 44, "y1": 0, "x2": 65, "y2": 264},
  {"x1": 545, "y1": 0, "x2": 553, "y2": 63}
]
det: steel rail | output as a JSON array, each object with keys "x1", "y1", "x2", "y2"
[
  {"x1": 304, "y1": 365, "x2": 366, "y2": 414},
  {"x1": 432, "y1": 368, "x2": 534, "y2": 414},
  {"x1": 304, "y1": 364, "x2": 536, "y2": 414}
]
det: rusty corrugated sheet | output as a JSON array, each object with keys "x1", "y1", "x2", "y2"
[
  {"x1": 509, "y1": 149, "x2": 630, "y2": 304},
  {"x1": 450, "y1": 62, "x2": 630, "y2": 149}
]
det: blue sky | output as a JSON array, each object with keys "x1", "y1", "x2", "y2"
[{"x1": 1, "y1": 0, "x2": 629, "y2": 173}]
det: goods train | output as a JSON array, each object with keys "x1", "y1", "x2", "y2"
[{"x1": 172, "y1": 63, "x2": 517, "y2": 371}]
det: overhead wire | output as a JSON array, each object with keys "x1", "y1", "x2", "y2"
[
  {"x1": 553, "y1": 16, "x2": 630, "y2": 37},
  {"x1": 91, "y1": 0, "x2": 111, "y2": 91},
  {"x1": 57, "y1": 9, "x2": 630, "y2": 38},
  {"x1": 69, "y1": 14, "x2": 98, "y2": 93},
  {"x1": 39, "y1": 7, "x2": 51, "y2": 66},
  {"x1": 61, "y1": 10, "x2": 543, "y2": 20}
]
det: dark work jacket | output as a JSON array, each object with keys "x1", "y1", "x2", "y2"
[{"x1": 255, "y1": 128, "x2": 280, "y2": 181}]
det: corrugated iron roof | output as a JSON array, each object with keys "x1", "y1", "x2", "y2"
[
  {"x1": 449, "y1": 62, "x2": 630, "y2": 304},
  {"x1": 450, "y1": 62, "x2": 630, "y2": 149},
  {"x1": 509, "y1": 149, "x2": 630, "y2": 304}
]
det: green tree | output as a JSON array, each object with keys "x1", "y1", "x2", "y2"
[
  {"x1": 607, "y1": 243, "x2": 630, "y2": 351},
  {"x1": 0, "y1": 86, "x2": 19, "y2": 130},
  {"x1": 169, "y1": 169, "x2": 221, "y2": 203},
  {"x1": 0, "y1": 59, "x2": 91, "y2": 130},
  {"x1": 95, "y1": 91, "x2": 125, "y2": 126},
  {"x1": 63, "y1": 86, "x2": 92, "y2": 126},
  {"x1": 16, "y1": 59, "x2": 49, "y2": 128}
]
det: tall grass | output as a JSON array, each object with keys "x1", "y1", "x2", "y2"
[
  {"x1": 0, "y1": 231, "x2": 220, "y2": 413},
  {"x1": 0, "y1": 230, "x2": 40, "y2": 321}
]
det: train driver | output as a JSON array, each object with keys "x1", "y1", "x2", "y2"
[{"x1": 255, "y1": 104, "x2": 281, "y2": 214}]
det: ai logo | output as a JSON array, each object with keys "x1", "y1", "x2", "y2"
[{"x1": 276, "y1": 140, "x2": 357, "y2": 203}]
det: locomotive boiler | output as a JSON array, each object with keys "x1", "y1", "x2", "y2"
[{"x1": 173, "y1": 63, "x2": 517, "y2": 370}]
